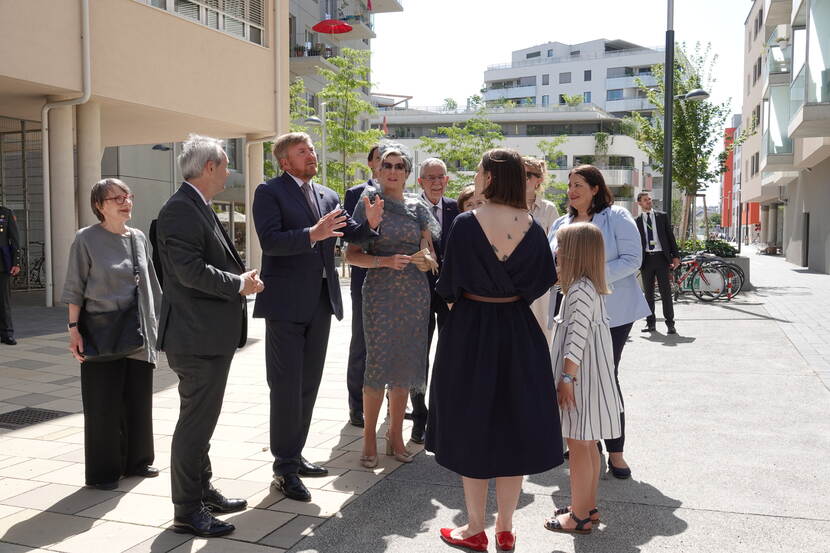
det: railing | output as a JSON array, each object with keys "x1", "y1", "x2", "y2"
[
  {"x1": 482, "y1": 86, "x2": 537, "y2": 102},
  {"x1": 807, "y1": 63, "x2": 830, "y2": 103},
  {"x1": 789, "y1": 64, "x2": 806, "y2": 125},
  {"x1": 605, "y1": 98, "x2": 654, "y2": 111},
  {"x1": 376, "y1": 103, "x2": 609, "y2": 115},
  {"x1": 486, "y1": 47, "x2": 665, "y2": 71},
  {"x1": 766, "y1": 27, "x2": 792, "y2": 75},
  {"x1": 290, "y1": 44, "x2": 338, "y2": 59}
]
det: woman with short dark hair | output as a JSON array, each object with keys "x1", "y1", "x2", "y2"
[
  {"x1": 62, "y1": 178, "x2": 162, "y2": 490},
  {"x1": 426, "y1": 149, "x2": 562, "y2": 552},
  {"x1": 548, "y1": 164, "x2": 649, "y2": 481}
]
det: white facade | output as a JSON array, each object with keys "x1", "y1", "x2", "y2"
[{"x1": 483, "y1": 39, "x2": 663, "y2": 117}]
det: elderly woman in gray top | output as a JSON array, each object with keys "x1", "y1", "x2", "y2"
[{"x1": 62, "y1": 178, "x2": 162, "y2": 490}]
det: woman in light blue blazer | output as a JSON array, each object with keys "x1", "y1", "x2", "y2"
[{"x1": 548, "y1": 164, "x2": 650, "y2": 480}]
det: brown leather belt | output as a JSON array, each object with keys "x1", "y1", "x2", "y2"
[{"x1": 462, "y1": 292, "x2": 521, "y2": 303}]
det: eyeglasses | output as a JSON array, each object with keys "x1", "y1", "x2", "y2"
[
  {"x1": 526, "y1": 172, "x2": 542, "y2": 179},
  {"x1": 420, "y1": 175, "x2": 447, "y2": 182},
  {"x1": 103, "y1": 194, "x2": 135, "y2": 205},
  {"x1": 381, "y1": 162, "x2": 407, "y2": 171}
]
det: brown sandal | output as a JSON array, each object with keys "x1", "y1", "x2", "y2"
[
  {"x1": 544, "y1": 511, "x2": 593, "y2": 535},
  {"x1": 553, "y1": 506, "x2": 600, "y2": 524}
]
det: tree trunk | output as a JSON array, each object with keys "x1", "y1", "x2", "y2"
[
  {"x1": 702, "y1": 194, "x2": 710, "y2": 238},
  {"x1": 679, "y1": 193, "x2": 693, "y2": 242}
]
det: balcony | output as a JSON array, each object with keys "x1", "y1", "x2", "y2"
[
  {"x1": 483, "y1": 85, "x2": 537, "y2": 102},
  {"x1": 762, "y1": 85, "x2": 794, "y2": 170},
  {"x1": 368, "y1": 0, "x2": 404, "y2": 13},
  {"x1": 550, "y1": 167, "x2": 635, "y2": 186},
  {"x1": 763, "y1": 25, "x2": 792, "y2": 91},
  {"x1": 764, "y1": 0, "x2": 792, "y2": 27},
  {"x1": 605, "y1": 74, "x2": 658, "y2": 89},
  {"x1": 605, "y1": 98, "x2": 654, "y2": 112},
  {"x1": 330, "y1": 11, "x2": 376, "y2": 41},
  {"x1": 289, "y1": 45, "x2": 338, "y2": 76},
  {"x1": 788, "y1": 64, "x2": 830, "y2": 138}
]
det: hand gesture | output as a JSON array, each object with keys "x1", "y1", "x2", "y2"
[
  {"x1": 557, "y1": 379, "x2": 576, "y2": 410},
  {"x1": 9, "y1": 265, "x2": 19, "y2": 277},
  {"x1": 69, "y1": 328, "x2": 85, "y2": 362},
  {"x1": 670, "y1": 257, "x2": 680, "y2": 270},
  {"x1": 240, "y1": 269, "x2": 265, "y2": 295},
  {"x1": 384, "y1": 254, "x2": 411, "y2": 271},
  {"x1": 363, "y1": 195, "x2": 385, "y2": 229},
  {"x1": 309, "y1": 209, "x2": 347, "y2": 242}
]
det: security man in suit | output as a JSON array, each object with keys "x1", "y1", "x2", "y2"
[
  {"x1": 156, "y1": 134, "x2": 263, "y2": 538},
  {"x1": 252, "y1": 132, "x2": 383, "y2": 503},
  {"x1": 636, "y1": 191, "x2": 680, "y2": 335},
  {"x1": 0, "y1": 206, "x2": 22, "y2": 345},
  {"x1": 410, "y1": 157, "x2": 459, "y2": 444}
]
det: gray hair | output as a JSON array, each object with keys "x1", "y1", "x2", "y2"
[
  {"x1": 380, "y1": 147, "x2": 413, "y2": 175},
  {"x1": 419, "y1": 157, "x2": 447, "y2": 178},
  {"x1": 178, "y1": 134, "x2": 226, "y2": 180}
]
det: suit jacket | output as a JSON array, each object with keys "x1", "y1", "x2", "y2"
[
  {"x1": 148, "y1": 219, "x2": 163, "y2": 288},
  {"x1": 636, "y1": 210, "x2": 680, "y2": 266},
  {"x1": 252, "y1": 172, "x2": 377, "y2": 323},
  {"x1": 156, "y1": 183, "x2": 247, "y2": 355},
  {"x1": 0, "y1": 206, "x2": 21, "y2": 273},
  {"x1": 421, "y1": 195, "x2": 459, "y2": 290},
  {"x1": 344, "y1": 181, "x2": 370, "y2": 294}
]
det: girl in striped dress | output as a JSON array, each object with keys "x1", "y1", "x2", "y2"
[{"x1": 545, "y1": 222, "x2": 622, "y2": 535}]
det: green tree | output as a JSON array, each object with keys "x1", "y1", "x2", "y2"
[
  {"x1": 265, "y1": 78, "x2": 317, "y2": 178},
  {"x1": 626, "y1": 43, "x2": 737, "y2": 240},
  {"x1": 561, "y1": 93, "x2": 584, "y2": 107},
  {"x1": 442, "y1": 97, "x2": 458, "y2": 112},
  {"x1": 317, "y1": 48, "x2": 383, "y2": 197},
  {"x1": 418, "y1": 110, "x2": 504, "y2": 197},
  {"x1": 466, "y1": 94, "x2": 483, "y2": 111},
  {"x1": 537, "y1": 136, "x2": 569, "y2": 211}
]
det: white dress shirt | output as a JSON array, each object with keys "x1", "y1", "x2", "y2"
[{"x1": 641, "y1": 210, "x2": 663, "y2": 252}]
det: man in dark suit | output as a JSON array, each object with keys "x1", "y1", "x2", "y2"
[
  {"x1": 410, "y1": 157, "x2": 459, "y2": 444},
  {"x1": 636, "y1": 191, "x2": 680, "y2": 335},
  {"x1": 156, "y1": 135, "x2": 263, "y2": 538},
  {"x1": 0, "y1": 205, "x2": 21, "y2": 345},
  {"x1": 253, "y1": 132, "x2": 383, "y2": 503},
  {"x1": 342, "y1": 144, "x2": 383, "y2": 428}
]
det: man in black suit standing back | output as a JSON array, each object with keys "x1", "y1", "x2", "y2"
[
  {"x1": 410, "y1": 157, "x2": 459, "y2": 444},
  {"x1": 156, "y1": 134, "x2": 263, "y2": 538},
  {"x1": 636, "y1": 191, "x2": 680, "y2": 335},
  {"x1": 253, "y1": 132, "x2": 383, "y2": 503},
  {"x1": 342, "y1": 143, "x2": 383, "y2": 428}
]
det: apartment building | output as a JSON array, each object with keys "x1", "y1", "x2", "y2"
[
  {"x1": 482, "y1": 39, "x2": 664, "y2": 118},
  {"x1": 722, "y1": 114, "x2": 761, "y2": 243},
  {"x1": 742, "y1": 0, "x2": 830, "y2": 273},
  {"x1": 0, "y1": 0, "x2": 292, "y2": 305},
  {"x1": 370, "y1": 103, "x2": 650, "y2": 214}
]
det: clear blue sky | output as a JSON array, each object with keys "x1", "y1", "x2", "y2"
[{"x1": 371, "y1": 0, "x2": 751, "y2": 202}]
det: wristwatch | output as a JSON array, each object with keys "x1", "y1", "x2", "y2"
[
  {"x1": 67, "y1": 322, "x2": 78, "y2": 329},
  {"x1": 561, "y1": 373, "x2": 577, "y2": 384}
]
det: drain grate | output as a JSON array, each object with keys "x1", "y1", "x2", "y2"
[{"x1": 0, "y1": 407, "x2": 71, "y2": 430}]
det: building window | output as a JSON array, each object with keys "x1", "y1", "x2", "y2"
[
  {"x1": 583, "y1": 91, "x2": 592, "y2": 103},
  {"x1": 165, "y1": 0, "x2": 266, "y2": 45},
  {"x1": 606, "y1": 89, "x2": 623, "y2": 101},
  {"x1": 526, "y1": 51, "x2": 541, "y2": 59},
  {"x1": 570, "y1": 50, "x2": 580, "y2": 56},
  {"x1": 558, "y1": 94, "x2": 567, "y2": 105},
  {"x1": 547, "y1": 49, "x2": 554, "y2": 57},
  {"x1": 584, "y1": 69, "x2": 591, "y2": 81},
  {"x1": 542, "y1": 74, "x2": 549, "y2": 86},
  {"x1": 541, "y1": 95, "x2": 549, "y2": 106},
  {"x1": 559, "y1": 72, "x2": 571, "y2": 84}
]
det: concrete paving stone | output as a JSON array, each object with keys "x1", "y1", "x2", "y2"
[
  {"x1": 0, "y1": 508, "x2": 102, "y2": 550},
  {"x1": 214, "y1": 508, "x2": 295, "y2": 543},
  {"x1": 42, "y1": 427, "x2": 84, "y2": 443},
  {"x1": 0, "y1": 381, "x2": 67, "y2": 396},
  {"x1": 1, "y1": 359, "x2": 53, "y2": 370},
  {"x1": 210, "y1": 478, "x2": 271, "y2": 502},
  {"x1": 121, "y1": 529, "x2": 192, "y2": 553},
  {"x1": 0, "y1": 390, "x2": 27, "y2": 403},
  {"x1": 203, "y1": 440, "x2": 265, "y2": 460},
  {"x1": 0, "y1": 542, "x2": 54, "y2": 552},
  {"x1": 28, "y1": 347, "x2": 70, "y2": 357},
  {"x1": 151, "y1": 407, "x2": 181, "y2": 422},
  {"x1": 0, "y1": 479, "x2": 48, "y2": 502},
  {"x1": 0, "y1": 459, "x2": 74, "y2": 479},
  {"x1": 0, "y1": 505, "x2": 23, "y2": 520},
  {"x1": 211, "y1": 426, "x2": 266, "y2": 443},
  {"x1": 209, "y1": 458, "x2": 269, "y2": 480},
  {"x1": 324, "y1": 450, "x2": 408, "y2": 475},
  {"x1": 269, "y1": 489, "x2": 355, "y2": 518},
  {"x1": 320, "y1": 469, "x2": 383, "y2": 495},
  {"x1": 168, "y1": 537, "x2": 285, "y2": 553},
  {"x1": 0, "y1": 404, "x2": 18, "y2": 415},
  {"x1": 28, "y1": 463, "x2": 86, "y2": 486},
  {"x1": 5, "y1": 422, "x2": 74, "y2": 440},
  {"x1": 1, "y1": 483, "x2": 119, "y2": 515},
  {"x1": 77, "y1": 492, "x2": 173, "y2": 526},
  {"x1": 116, "y1": 475, "x2": 173, "y2": 497},
  {"x1": 258, "y1": 515, "x2": 326, "y2": 550},
  {"x1": 313, "y1": 434, "x2": 362, "y2": 452},
  {"x1": 0, "y1": 393, "x2": 61, "y2": 408},
  {"x1": 50, "y1": 520, "x2": 163, "y2": 553},
  {"x1": 0, "y1": 457, "x2": 28, "y2": 471}
]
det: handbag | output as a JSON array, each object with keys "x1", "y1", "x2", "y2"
[
  {"x1": 79, "y1": 232, "x2": 145, "y2": 362},
  {"x1": 411, "y1": 237, "x2": 439, "y2": 274}
]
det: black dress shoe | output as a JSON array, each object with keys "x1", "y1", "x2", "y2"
[
  {"x1": 640, "y1": 325, "x2": 656, "y2": 333},
  {"x1": 129, "y1": 465, "x2": 159, "y2": 478},
  {"x1": 272, "y1": 473, "x2": 311, "y2": 502},
  {"x1": 87, "y1": 481, "x2": 118, "y2": 491},
  {"x1": 403, "y1": 410, "x2": 414, "y2": 421},
  {"x1": 1, "y1": 336, "x2": 17, "y2": 345},
  {"x1": 666, "y1": 324, "x2": 677, "y2": 335},
  {"x1": 203, "y1": 488, "x2": 247, "y2": 513},
  {"x1": 173, "y1": 506, "x2": 235, "y2": 538},
  {"x1": 410, "y1": 424, "x2": 425, "y2": 444},
  {"x1": 607, "y1": 458, "x2": 632, "y2": 480},
  {"x1": 349, "y1": 410, "x2": 364, "y2": 428},
  {"x1": 298, "y1": 457, "x2": 328, "y2": 477}
]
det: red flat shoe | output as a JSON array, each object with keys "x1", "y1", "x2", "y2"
[
  {"x1": 439, "y1": 528, "x2": 488, "y2": 551},
  {"x1": 496, "y1": 530, "x2": 516, "y2": 551}
]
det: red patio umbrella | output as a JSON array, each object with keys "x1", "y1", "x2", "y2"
[{"x1": 312, "y1": 19, "x2": 353, "y2": 35}]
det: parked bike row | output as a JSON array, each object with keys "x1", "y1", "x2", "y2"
[{"x1": 654, "y1": 252, "x2": 745, "y2": 303}]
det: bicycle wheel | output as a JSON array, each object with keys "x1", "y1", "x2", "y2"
[
  {"x1": 691, "y1": 265, "x2": 726, "y2": 301},
  {"x1": 718, "y1": 263, "x2": 744, "y2": 299}
]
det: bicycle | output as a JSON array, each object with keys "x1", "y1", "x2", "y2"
[{"x1": 669, "y1": 254, "x2": 727, "y2": 302}]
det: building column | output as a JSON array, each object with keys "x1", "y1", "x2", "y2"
[
  {"x1": 77, "y1": 101, "x2": 102, "y2": 228},
  {"x1": 768, "y1": 203, "x2": 779, "y2": 247},
  {"x1": 760, "y1": 205, "x2": 770, "y2": 244},
  {"x1": 245, "y1": 138, "x2": 264, "y2": 271},
  {"x1": 49, "y1": 104, "x2": 77, "y2": 306}
]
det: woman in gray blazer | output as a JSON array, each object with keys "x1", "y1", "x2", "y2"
[
  {"x1": 548, "y1": 165, "x2": 649, "y2": 480},
  {"x1": 63, "y1": 178, "x2": 162, "y2": 490}
]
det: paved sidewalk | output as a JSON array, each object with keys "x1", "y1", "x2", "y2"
[{"x1": 0, "y1": 258, "x2": 828, "y2": 552}]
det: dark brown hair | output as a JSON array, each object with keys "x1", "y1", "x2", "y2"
[
  {"x1": 636, "y1": 191, "x2": 651, "y2": 202},
  {"x1": 480, "y1": 148, "x2": 526, "y2": 209},
  {"x1": 457, "y1": 185, "x2": 476, "y2": 212},
  {"x1": 90, "y1": 178, "x2": 130, "y2": 222},
  {"x1": 568, "y1": 164, "x2": 614, "y2": 217}
]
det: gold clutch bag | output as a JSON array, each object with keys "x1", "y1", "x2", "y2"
[{"x1": 411, "y1": 248, "x2": 439, "y2": 274}]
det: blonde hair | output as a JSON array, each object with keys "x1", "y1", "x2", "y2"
[
  {"x1": 555, "y1": 222, "x2": 610, "y2": 295},
  {"x1": 523, "y1": 156, "x2": 547, "y2": 190},
  {"x1": 273, "y1": 132, "x2": 313, "y2": 160}
]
